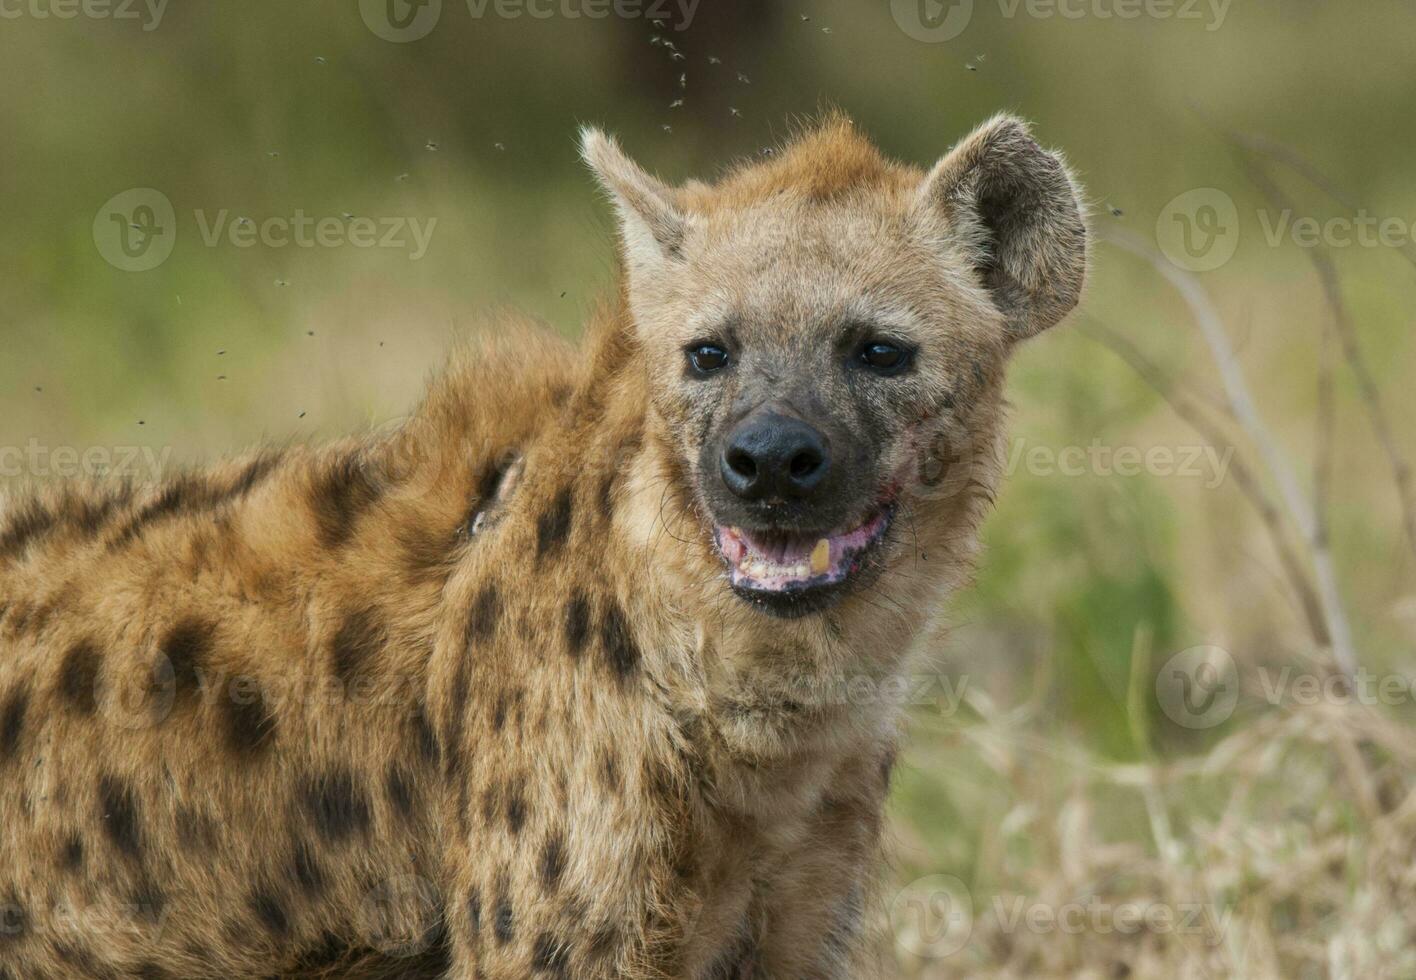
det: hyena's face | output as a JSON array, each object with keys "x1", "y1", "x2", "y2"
[{"x1": 584, "y1": 116, "x2": 1086, "y2": 616}]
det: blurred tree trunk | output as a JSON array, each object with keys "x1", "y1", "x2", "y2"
[{"x1": 611, "y1": 0, "x2": 785, "y2": 140}]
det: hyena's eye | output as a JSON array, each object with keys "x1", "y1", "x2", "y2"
[
  {"x1": 686, "y1": 343, "x2": 731, "y2": 375},
  {"x1": 857, "y1": 340, "x2": 913, "y2": 375}
]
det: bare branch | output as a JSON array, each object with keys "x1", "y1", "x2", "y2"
[
  {"x1": 1081, "y1": 317, "x2": 1331, "y2": 649},
  {"x1": 1100, "y1": 227, "x2": 1357, "y2": 675},
  {"x1": 1228, "y1": 139, "x2": 1416, "y2": 566}
]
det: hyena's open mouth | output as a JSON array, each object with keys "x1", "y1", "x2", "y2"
[{"x1": 712, "y1": 501, "x2": 895, "y2": 614}]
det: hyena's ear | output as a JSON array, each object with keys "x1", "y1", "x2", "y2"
[
  {"x1": 580, "y1": 127, "x2": 688, "y2": 269},
  {"x1": 916, "y1": 115, "x2": 1087, "y2": 340}
]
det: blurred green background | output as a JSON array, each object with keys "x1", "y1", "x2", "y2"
[{"x1": 4, "y1": 1, "x2": 1416, "y2": 974}]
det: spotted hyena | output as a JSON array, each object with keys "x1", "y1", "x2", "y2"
[{"x1": 0, "y1": 113, "x2": 1085, "y2": 979}]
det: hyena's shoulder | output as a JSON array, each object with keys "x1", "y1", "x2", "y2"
[{"x1": 0, "y1": 320, "x2": 576, "y2": 978}]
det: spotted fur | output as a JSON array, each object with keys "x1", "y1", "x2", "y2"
[{"x1": 0, "y1": 114, "x2": 1086, "y2": 979}]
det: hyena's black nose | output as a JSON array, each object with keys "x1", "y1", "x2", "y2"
[{"x1": 721, "y1": 411, "x2": 830, "y2": 501}]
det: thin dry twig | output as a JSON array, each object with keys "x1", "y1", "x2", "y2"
[
  {"x1": 1098, "y1": 227, "x2": 1356, "y2": 674},
  {"x1": 1080, "y1": 317, "x2": 1331, "y2": 649},
  {"x1": 1225, "y1": 136, "x2": 1416, "y2": 566}
]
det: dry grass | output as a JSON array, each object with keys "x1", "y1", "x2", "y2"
[{"x1": 886, "y1": 692, "x2": 1416, "y2": 979}]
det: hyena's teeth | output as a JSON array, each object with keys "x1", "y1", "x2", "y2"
[{"x1": 810, "y1": 538, "x2": 831, "y2": 574}]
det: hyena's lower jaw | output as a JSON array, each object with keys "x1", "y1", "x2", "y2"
[{"x1": 713, "y1": 504, "x2": 895, "y2": 615}]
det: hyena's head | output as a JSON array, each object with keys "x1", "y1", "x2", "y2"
[{"x1": 583, "y1": 115, "x2": 1086, "y2": 618}]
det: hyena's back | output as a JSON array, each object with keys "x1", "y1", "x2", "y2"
[{"x1": 0, "y1": 321, "x2": 576, "y2": 979}]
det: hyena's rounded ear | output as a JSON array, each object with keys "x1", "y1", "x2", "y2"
[
  {"x1": 915, "y1": 115, "x2": 1088, "y2": 341},
  {"x1": 580, "y1": 127, "x2": 688, "y2": 268}
]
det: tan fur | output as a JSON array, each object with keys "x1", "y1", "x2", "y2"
[{"x1": 0, "y1": 115, "x2": 1086, "y2": 979}]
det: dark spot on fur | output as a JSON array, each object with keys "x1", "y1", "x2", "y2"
[
  {"x1": 443, "y1": 660, "x2": 470, "y2": 781},
  {"x1": 492, "y1": 692, "x2": 508, "y2": 733},
  {"x1": 302, "y1": 770, "x2": 372, "y2": 843},
  {"x1": 467, "y1": 585, "x2": 500, "y2": 646},
  {"x1": 588, "y1": 924, "x2": 618, "y2": 961},
  {"x1": 597, "y1": 473, "x2": 616, "y2": 521},
  {"x1": 130, "y1": 878, "x2": 168, "y2": 925},
  {"x1": 493, "y1": 893, "x2": 514, "y2": 945},
  {"x1": 72, "y1": 482, "x2": 135, "y2": 538},
  {"x1": 59, "y1": 834, "x2": 84, "y2": 872},
  {"x1": 290, "y1": 840, "x2": 326, "y2": 897},
  {"x1": 411, "y1": 702, "x2": 441, "y2": 768},
  {"x1": 386, "y1": 764, "x2": 415, "y2": 821},
  {"x1": 161, "y1": 619, "x2": 213, "y2": 705},
  {"x1": 105, "y1": 457, "x2": 272, "y2": 551},
  {"x1": 0, "y1": 687, "x2": 27, "y2": 764},
  {"x1": 107, "y1": 477, "x2": 199, "y2": 548},
  {"x1": 535, "y1": 488, "x2": 574, "y2": 560},
  {"x1": 250, "y1": 889, "x2": 291, "y2": 938},
  {"x1": 223, "y1": 680, "x2": 276, "y2": 757},
  {"x1": 310, "y1": 453, "x2": 384, "y2": 548},
  {"x1": 290, "y1": 931, "x2": 345, "y2": 972},
  {"x1": 57, "y1": 641, "x2": 102, "y2": 716},
  {"x1": 599, "y1": 603, "x2": 640, "y2": 682},
  {"x1": 466, "y1": 887, "x2": 482, "y2": 936},
  {"x1": 599, "y1": 750, "x2": 619, "y2": 794},
  {"x1": 540, "y1": 835, "x2": 566, "y2": 890},
  {"x1": 532, "y1": 932, "x2": 571, "y2": 975},
  {"x1": 564, "y1": 594, "x2": 591, "y2": 660},
  {"x1": 98, "y1": 775, "x2": 142, "y2": 862},
  {"x1": 0, "y1": 892, "x2": 26, "y2": 943},
  {"x1": 175, "y1": 805, "x2": 216, "y2": 854},
  {"x1": 506, "y1": 781, "x2": 527, "y2": 834},
  {"x1": 135, "y1": 962, "x2": 170, "y2": 980},
  {"x1": 231, "y1": 452, "x2": 283, "y2": 498},
  {"x1": 331, "y1": 607, "x2": 384, "y2": 687},
  {"x1": 0, "y1": 498, "x2": 56, "y2": 561}
]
